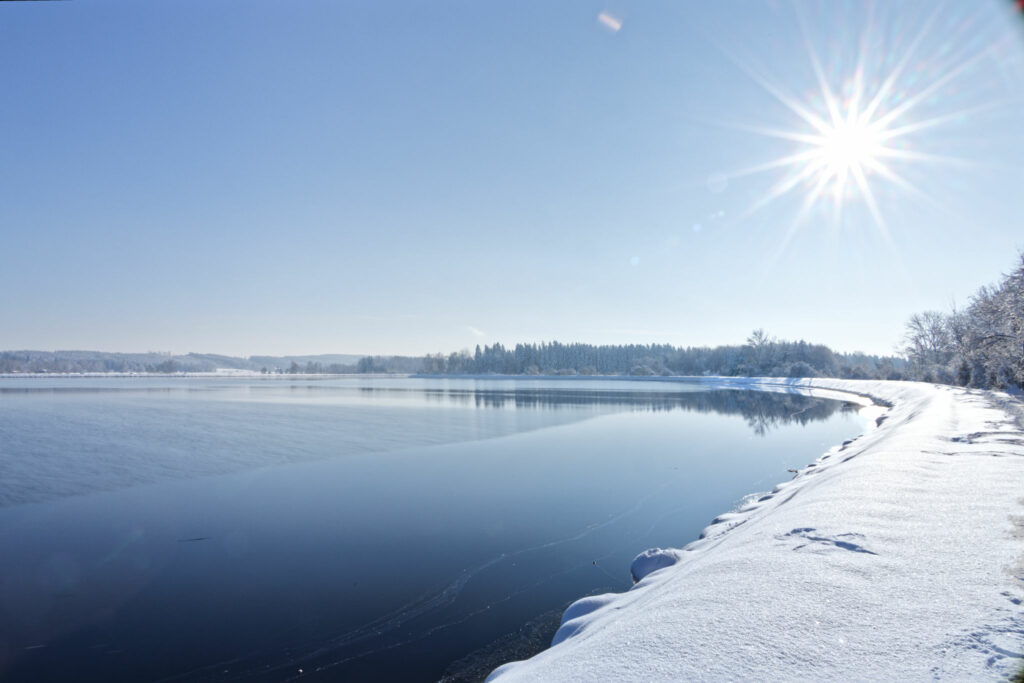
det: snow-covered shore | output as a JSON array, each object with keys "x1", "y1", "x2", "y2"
[{"x1": 488, "y1": 379, "x2": 1024, "y2": 681}]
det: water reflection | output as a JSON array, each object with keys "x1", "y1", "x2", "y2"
[{"x1": 349, "y1": 385, "x2": 854, "y2": 435}]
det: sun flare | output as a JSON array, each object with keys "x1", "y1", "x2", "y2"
[
  {"x1": 724, "y1": 4, "x2": 1004, "y2": 246},
  {"x1": 734, "y1": 63, "x2": 924, "y2": 240}
]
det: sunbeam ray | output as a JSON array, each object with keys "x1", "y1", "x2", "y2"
[
  {"x1": 725, "y1": 149, "x2": 823, "y2": 180},
  {"x1": 874, "y1": 101, "x2": 1005, "y2": 141},
  {"x1": 718, "y1": 45, "x2": 832, "y2": 134}
]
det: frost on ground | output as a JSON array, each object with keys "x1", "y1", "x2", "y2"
[{"x1": 488, "y1": 379, "x2": 1024, "y2": 681}]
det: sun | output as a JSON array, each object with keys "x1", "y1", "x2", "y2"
[{"x1": 815, "y1": 115, "x2": 884, "y2": 199}]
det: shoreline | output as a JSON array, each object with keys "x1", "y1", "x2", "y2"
[{"x1": 487, "y1": 378, "x2": 1024, "y2": 681}]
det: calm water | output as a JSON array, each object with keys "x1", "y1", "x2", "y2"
[{"x1": 0, "y1": 377, "x2": 865, "y2": 681}]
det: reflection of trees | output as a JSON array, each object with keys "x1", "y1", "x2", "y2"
[
  {"x1": 353, "y1": 387, "x2": 854, "y2": 435},
  {"x1": 2, "y1": 384, "x2": 853, "y2": 436}
]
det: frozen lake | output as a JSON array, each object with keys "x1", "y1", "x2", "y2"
[{"x1": 0, "y1": 377, "x2": 866, "y2": 681}]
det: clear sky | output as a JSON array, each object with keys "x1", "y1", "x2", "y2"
[{"x1": 3, "y1": 0, "x2": 1023, "y2": 357}]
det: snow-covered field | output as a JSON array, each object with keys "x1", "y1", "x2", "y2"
[{"x1": 488, "y1": 379, "x2": 1024, "y2": 681}]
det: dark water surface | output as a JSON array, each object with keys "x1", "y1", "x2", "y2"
[{"x1": 0, "y1": 377, "x2": 865, "y2": 681}]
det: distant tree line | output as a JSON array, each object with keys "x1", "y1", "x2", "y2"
[
  {"x1": 0, "y1": 350, "x2": 215, "y2": 374},
  {"x1": 901, "y1": 254, "x2": 1023, "y2": 389},
  {"x1": 412, "y1": 334, "x2": 903, "y2": 380},
  {"x1": 0, "y1": 339, "x2": 902, "y2": 380},
  {"x1": 0, "y1": 351, "x2": 361, "y2": 375},
  {"x1": 283, "y1": 361, "x2": 355, "y2": 374},
  {"x1": 355, "y1": 356, "x2": 425, "y2": 373}
]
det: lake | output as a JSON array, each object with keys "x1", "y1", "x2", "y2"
[{"x1": 0, "y1": 377, "x2": 866, "y2": 681}]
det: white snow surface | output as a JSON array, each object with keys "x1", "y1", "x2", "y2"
[{"x1": 488, "y1": 379, "x2": 1024, "y2": 681}]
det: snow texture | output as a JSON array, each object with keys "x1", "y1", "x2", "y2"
[{"x1": 488, "y1": 379, "x2": 1024, "y2": 681}]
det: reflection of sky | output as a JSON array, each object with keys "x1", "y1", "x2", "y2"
[{"x1": 1, "y1": 2, "x2": 1022, "y2": 356}]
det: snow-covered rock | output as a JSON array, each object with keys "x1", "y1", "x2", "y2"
[
  {"x1": 488, "y1": 379, "x2": 1024, "y2": 681},
  {"x1": 630, "y1": 547, "x2": 686, "y2": 584}
]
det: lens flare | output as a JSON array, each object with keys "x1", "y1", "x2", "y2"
[{"x1": 597, "y1": 11, "x2": 622, "y2": 32}]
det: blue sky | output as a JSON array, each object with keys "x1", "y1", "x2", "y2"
[{"x1": 2, "y1": 0, "x2": 1023, "y2": 356}]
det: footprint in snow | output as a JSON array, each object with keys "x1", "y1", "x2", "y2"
[{"x1": 777, "y1": 527, "x2": 878, "y2": 555}]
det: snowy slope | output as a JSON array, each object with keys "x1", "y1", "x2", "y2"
[{"x1": 488, "y1": 379, "x2": 1024, "y2": 681}]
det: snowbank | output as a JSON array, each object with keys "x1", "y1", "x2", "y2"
[{"x1": 488, "y1": 379, "x2": 1024, "y2": 681}]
